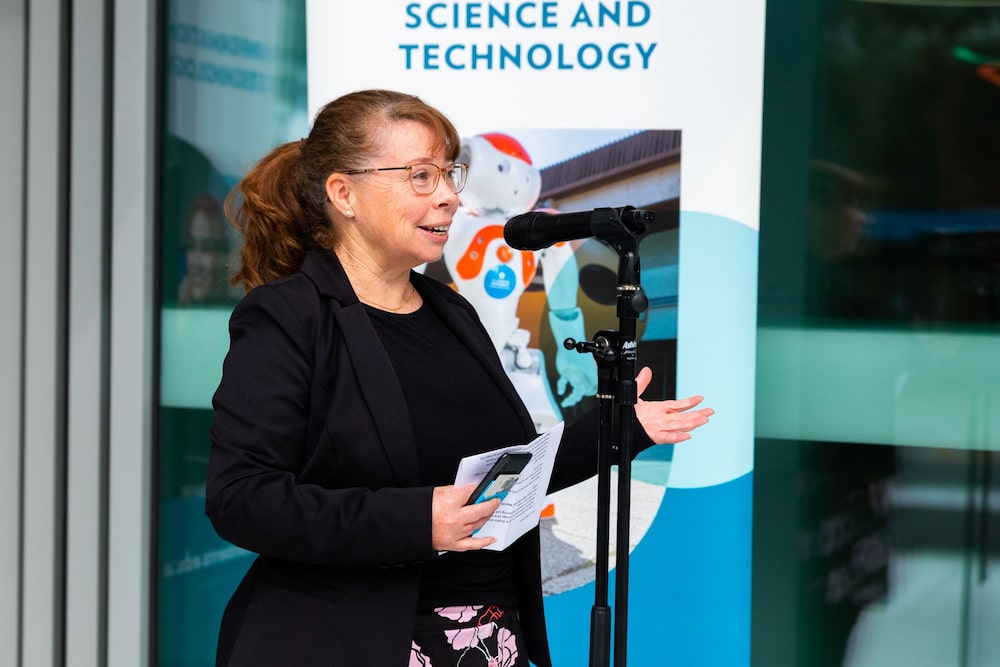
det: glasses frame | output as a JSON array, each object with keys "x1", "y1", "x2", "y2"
[{"x1": 342, "y1": 162, "x2": 469, "y2": 195}]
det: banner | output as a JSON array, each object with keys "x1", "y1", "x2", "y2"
[{"x1": 307, "y1": 2, "x2": 765, "y2": 664}]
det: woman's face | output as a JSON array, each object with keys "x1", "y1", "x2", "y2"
[
  {"x1": 345, "y1": 120, "x2": 459, "y2": 271},
  {"x1": 185, "y1": 208, "x2": 225, "y2": 301}
]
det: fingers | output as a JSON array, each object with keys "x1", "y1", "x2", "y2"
[
  {"x1": 645, "y1": 409, "x2": 714, "y2": 443},
  {"x1": 431, "y1": 485, "x2": 501, "y2": 552},
  {"x1": 453, "y1": 497, "x2": 501, "y2": 551},
  {"x1": 653, "y1": 409, "x2": 714, "y2": 443},
  {"x1": 635, "y1": 366, "x2": 653, "y2": 397},
  {"x1": 633, "y1": 381, "x2": 715, "y2": 444},
  {"x1": 464, "y1": 492, "x2": 502, "y2": 521},
  {"x1": 665, "y1": 394, "x2": 707, "y2": 410},
  {"x1": 451, "y1": 534, "x2": 499, "y2": 551}
]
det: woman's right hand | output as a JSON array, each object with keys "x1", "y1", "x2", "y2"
[{"x1": 431, "y1": 485, "x2": 502, "y2": 552}]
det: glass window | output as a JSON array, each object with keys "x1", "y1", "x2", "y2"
[
  {"x1": 755, "y1": 2, "x2": 1000, "y2": 665},
  {"x1": 156, "y1": 1, "x2": 307, "y2": 664}
]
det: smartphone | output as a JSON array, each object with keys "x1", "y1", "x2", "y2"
[{"x1": 465, "y1": 452, "x2": 532, "y2": 505}]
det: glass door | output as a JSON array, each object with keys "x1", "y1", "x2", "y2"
[{"x1": 754, "y1": 1, "x2": 1000, "y2": 665}]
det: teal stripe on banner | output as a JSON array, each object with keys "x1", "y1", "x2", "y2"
[
  {"x1": 671, "y1": 211, "x2": 758, "y2": 488},
  {"x1": 544, "y1": 473, "x2": 753, "y2": 666}
]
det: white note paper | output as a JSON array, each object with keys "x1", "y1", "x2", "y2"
[{"x1": 453, "y1": 422, "x2": 565, "y2": 551}]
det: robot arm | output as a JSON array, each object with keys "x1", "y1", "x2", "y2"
[{"x1": 539, "y1": 244, "x2": 597, "y2": 407}]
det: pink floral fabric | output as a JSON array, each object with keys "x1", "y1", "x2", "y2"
[{"x1": 410, "y1": 604, "x2": 526, "y2": 666}]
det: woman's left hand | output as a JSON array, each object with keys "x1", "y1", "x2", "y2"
[{"x1": 633, "y1": 366, "x2": 714, "y2": 444}]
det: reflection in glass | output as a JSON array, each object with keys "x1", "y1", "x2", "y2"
[
  {"x1": 178, "y1": 193, "x2": 233, "y2": 306},
  {"x1": 755, "y1": 2, "x2": 1000, "y2": 666},
  {"x1": 155, "y1": 1, "x2": 308, "y2": 665}
]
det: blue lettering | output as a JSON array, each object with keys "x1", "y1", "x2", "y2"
[
  {"x1": 169, "y1": 22, "x2": 267, "y2": 59},
  {"x1": 423, "y1": 43, "x2": 441, "y2": 69},
  {"x1": 465, "y1": 2, "x2": 482, "y2": 27},
  {"x1": 445, "y1": 44, "x2": 466, "y2": 68},
  {"x1": 405, "y1": 3, "x2": 421, "y2": 27},
  {"x1": 516, "y1": 2, "x2": 537, "y2": 28},
  {"x1": 499, "y1": 44, "x2": 521, "y2": 68},
  {"x1": 427, "y1": 3, "x2": 448, "y2": 28},
  {"x1": 558, "y1": 43, "x2": 573, "y2": 69},
  {"x1": 568, "y1": 2, "x2": 650, "y2": 28},
  {"x1": 629, "y1": 1, "x2": 650, "y2": 27},
  {"x1": 527, "y1": 43, "x2": 552, "y2": 69},
  {"x1": 471, "y1": 43, "x2": 494, "y2": 69},
  {"x1": 171, "y1": 23, "x2": 191, "y2": 43},
  {"x1": 570, "y1": 4, "x2": 593, "y2": 27},
  {"x1": 578, "y1": 43, "x2": 602, "y2": 69},
  {"x1": 171, "y1": 54, "x2": 194, "y2": 77},
  {"x1": 488, "y1": 4, "x2": 511, "y2": 27},
  {"x1": 395, "y1": 40, "x2": 657, "y2": 71},
  {"x1": 168, "y1": 54, "x2": 271, "y2": 92},
  {"x1": 405, "y1": 2, "x2": 564, "y2": 29},
  {"x1": 598, "y1": 2, "x2": 621, "y2": 27},
  {"x1": 399, "y1": 44, "x2": 419, "y2": 68},
  {"x1": 608, "y1": 43, "x2": 630, "y2": 69},
  {"x1": 636, "y1": 42, "x2": 655, "y2": 68},
  {"x1": 541, "y1": 2, "x2": 558, "y2": 27}
]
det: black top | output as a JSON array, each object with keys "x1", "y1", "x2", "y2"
[{"x1": 367, "y1": 303, "x2": 523, "y2": 609}]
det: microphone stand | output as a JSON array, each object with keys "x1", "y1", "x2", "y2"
[{"x1": 564, "y1": 207, "x2": 652, "y2": 667}]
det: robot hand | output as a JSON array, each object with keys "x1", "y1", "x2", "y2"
[
  {"x1": 555, "y1": 360, "x2": 598, "y2": 407},
  {"x1": 549, "y1": 307, "x2": 597, "y2": 407},
  {"x1": 506, "y1": 328, "x2": 535, "y2": 371}
]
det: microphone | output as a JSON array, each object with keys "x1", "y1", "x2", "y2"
[
  {"x1": 503, "y1": 209, "x2": 594, "y2": 250},
  {"x1": 503, "y1": 207, "x2": 653, "y2": 251}
]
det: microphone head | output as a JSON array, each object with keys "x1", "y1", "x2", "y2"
[{"x1": 503, "y1": 212, "x2": 540, "y2": 250}]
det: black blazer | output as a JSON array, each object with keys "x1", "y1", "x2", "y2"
[{"x1": 206, "y1": 248, "x2": 652, "y2": 666}]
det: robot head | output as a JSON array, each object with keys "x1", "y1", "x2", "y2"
[{"x1": 458, "y1": 133, "x2": 542, "y2": 218}]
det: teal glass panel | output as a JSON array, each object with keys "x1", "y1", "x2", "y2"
[
  {"x1": 755, "y1": 2, "x2": 1000, "y2": 666},
  {"x1": 156, "y1": 1, "x2": 308, "y2": 664},
  {"x1": 756, "y1": 326, "x2": 999, "y2": 451}
]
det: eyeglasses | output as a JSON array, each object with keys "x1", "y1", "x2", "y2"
[{"x1": 343, "y1": 162, "x2": 469, "y2": 195}]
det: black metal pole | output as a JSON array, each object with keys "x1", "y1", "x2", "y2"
[
  {"x1": 613, "y1": 269, "x2": 643, "y2": 667},
  {"x1": 586, "y1": 335, "x2": 617, "y2": 667},
  {"x1": 563, "y1": 207, "x2": 652, "y2": 667}
]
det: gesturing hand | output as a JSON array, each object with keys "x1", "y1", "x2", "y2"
[
  {"x1": 431, "y1": 485, "x2": 502, "y2": 552},
  {"x1": 633, "y1": 366, "x2": 715, "y2": 444}
]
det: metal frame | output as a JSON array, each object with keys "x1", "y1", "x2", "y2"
[{"x1": 2, "y1": 0, "x2": 157, "y2": 664}]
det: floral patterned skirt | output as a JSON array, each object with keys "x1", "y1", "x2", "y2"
[{"x1": 410, "y1": 605, "x2": 529, "y2": 667}]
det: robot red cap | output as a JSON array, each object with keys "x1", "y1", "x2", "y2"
[{"x1": 479, "y1": 132, "x2": 534, "y2": 165}]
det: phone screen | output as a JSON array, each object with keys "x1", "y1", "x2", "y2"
[
  {"x1": 466, "y1": 452, "x2": 532, "y2": 505},
  {"x1": 472, "y1": 472, "x2": 521, "y2": 504}
]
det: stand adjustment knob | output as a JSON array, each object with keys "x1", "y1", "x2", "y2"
[
  {"x1": 631, "y1": 289, "x2": 648, "y2": 313},
  {"x1": 563, "y1": 337, "x2": 617, "y2": 362}
]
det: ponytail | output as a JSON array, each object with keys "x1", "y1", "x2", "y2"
[{"x1": 226, "y1": 141, "x2": 333, "y2": 292}]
